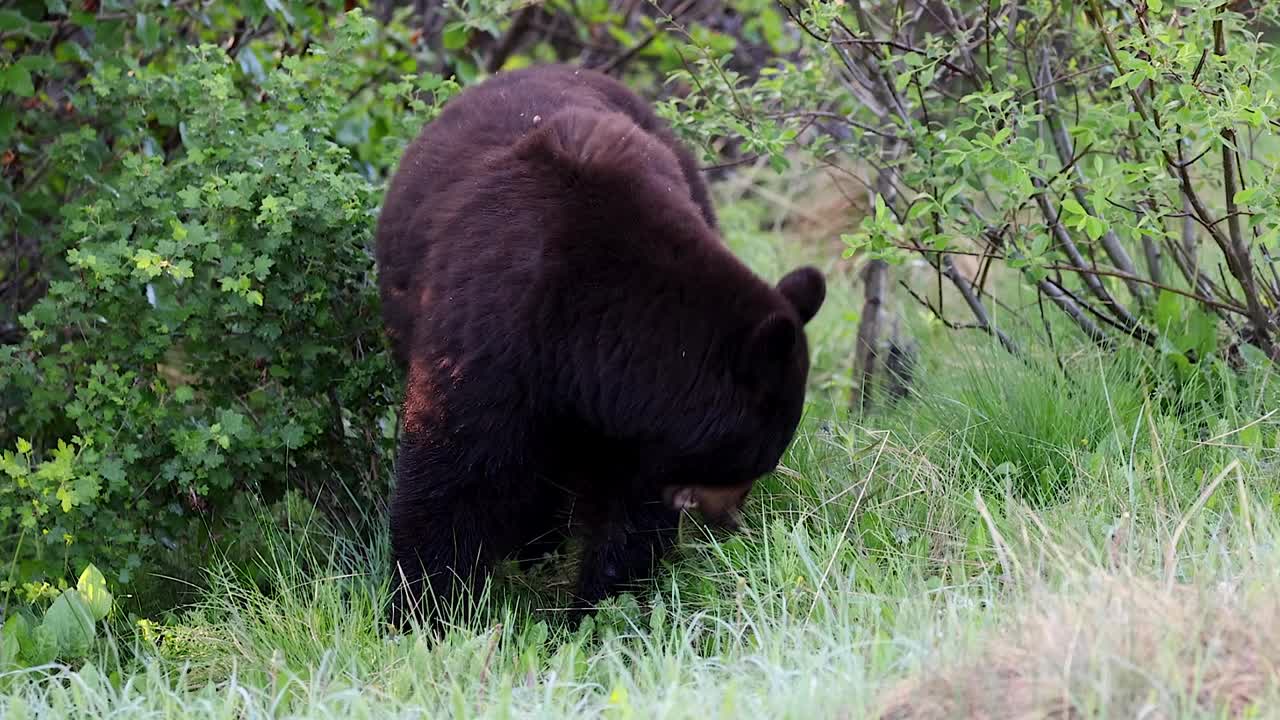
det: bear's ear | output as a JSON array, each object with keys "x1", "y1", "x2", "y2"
[
  {"x1": 740, "y1": 312, "x2": 798, "y2": 385},
  {"x1": 776, "y1": 266, "x2": 826, "y2": 324}
]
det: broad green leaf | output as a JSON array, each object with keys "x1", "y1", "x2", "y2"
[
  {"x1": 23, "y1": 622, "x2": 57, "y2": 666},
  {"x1": 16, "y1": 55, "x2": 54, "y2": 73},
  {"x1": 1154, "y1": 290, "x2": 1181, "y2": 333},
  {"x1": 0, "y1": 10, "x2": 30, "y2": 33},
  {"x1": 526, "y1": 620, "x2": 548, "y2": 647},
  {"x1": 1185, "y1": 306, "x2": 1218, "y2": 357},
  {"x1": 135, "y1": 13, "x2": 162, "y2": 51},
  {"x1": 42, "y1": 589, "x2": 95, "y2": 658},
  {"x1": 77, "y1": 564, "x2": 113, "y2": 621},
  {"x1": 2, "y1": 614, "x2": 30, "y2": 668}
]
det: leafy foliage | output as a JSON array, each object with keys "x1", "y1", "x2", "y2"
[
  {"x1": 1, "y1": 10, "x2": 456, "y2": 593},
  {"x1": 602, "y1": 2, "x2": 1280, "y2": 405},
  {"x1": 807, "y1": 2, "x2": 1280, "y2": 370},
  {"x1": 1, "y1": 563, "x2": 113, "y2": 671}
]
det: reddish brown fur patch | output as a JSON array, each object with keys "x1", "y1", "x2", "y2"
[{"x1": 401, "y1": 357, "x2": 442, "y2": 436}]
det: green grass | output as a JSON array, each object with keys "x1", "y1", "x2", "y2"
[{"x1": 4, "y1": 198, "x2": 1280, "y2": 718}]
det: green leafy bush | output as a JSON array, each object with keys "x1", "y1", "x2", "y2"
[
  {"x1": 614, "y1": 2, "x2": 1280, "y2": 410},
  {"x1": 0, "y1": 12, "x2": 456, "y2": 594}
]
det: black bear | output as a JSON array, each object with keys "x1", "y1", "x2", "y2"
[{"x1": 376, "y1": 64, "x2": 824, "y2": 624}]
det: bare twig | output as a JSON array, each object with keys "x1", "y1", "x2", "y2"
[{"x1": 1036, "y1": 278, "x2": 1112, "y2": 347}]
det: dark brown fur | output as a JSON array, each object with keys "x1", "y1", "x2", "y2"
[{"x1": 376, "y1": 64, "x2": 824, "y2": 625}]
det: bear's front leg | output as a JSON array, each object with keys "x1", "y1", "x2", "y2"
[
  {"x1": 388, "y1": 438, "x2": 493, "y2": 630},
  {"x1": 575, "y1": 493, "x2": 680, "y2": 607}
]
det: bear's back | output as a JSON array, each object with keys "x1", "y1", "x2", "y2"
[{"x1": 375, "y1": 66, "x2": 716, "y2": 367}]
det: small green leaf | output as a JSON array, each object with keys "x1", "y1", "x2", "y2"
[
  {"x1": 442, "y1": 22, "x2": 469, "y2": 51},
  {"x1": 942, "y1": 183, "x2": 965, "y2": 205},
  {"x1": 169, "y1": 260, "x2": 194, "y2": 281},
  {"x1": 1084, "y1": 216, "x2": 1106, "y2": 241},
  {"x1": 1061, "y1": 197, "x2": 1086, "y2": 217},
  {"x1": 177, "y1": 187, "x2": 201, "y2": 208},
  {"x1": 77, "y1": 564, "x2": 113, "y2": 621},
  {"x1": 906, "y1": 200, "x2": 934, "y2": 221},
  {"x1": 1239, "y1": 423, "x2": 1262, "y2": 449},
  {"x1": 2, "y1": 65, "x2": 35, "y2": 97},
  {"x1": 1234, "y1": 187, "x2": 1260, "y2": 204},
  {"x1": 1110, "y1": 72, "x2": 1134, "y2": 89},
  {"x1": 281, "y1": 423, "x2": 305, "y2": 449}
]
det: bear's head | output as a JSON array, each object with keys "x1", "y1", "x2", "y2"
[{"x1": 662, "y1": 265, "x2": 825, "y2": 527}]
